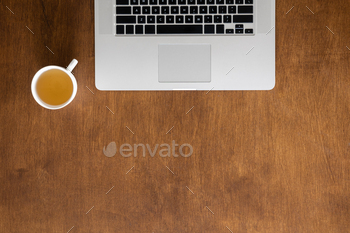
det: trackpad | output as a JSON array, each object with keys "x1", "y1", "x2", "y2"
[{"x1": 158, "y1": 44, "x2": 211, "y2": 82}]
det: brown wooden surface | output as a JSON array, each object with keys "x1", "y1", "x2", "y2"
[{"x1": 1, "y1": 0, "x2": 350, "y2": 232}]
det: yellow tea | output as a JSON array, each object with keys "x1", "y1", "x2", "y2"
[{"x1": 36, "y1": 69, "x2": 73, "y2": 105}]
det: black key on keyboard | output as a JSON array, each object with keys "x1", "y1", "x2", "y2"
[
  {"x1": 145, "y1": 25, "x2": 155, "y2": 34},
  {"x1": 245, "y1": 0, "x2": 253, "y2": 4},
  {"x1": 116, "y1": 25, "x2": 124, "y2": 34},
  {"x1": 207, "y1": 0, "x2": 214, "y2": 4},
  {"x1": 138, "y1": 15, "x2": 146, "y2": 23},
  {"x1": 171, "y1": 6, "x2": 179, "y2": 14},
  {"x1": 200, "y1": 6, "x2": 207, "y2": 13},
  {"x1": 133, "y1": 6, "x2": 141, "y2": 14},
  {"x1": 197, "y1": 0, "x2": 205, "y2": 4},
  {"x1": 116, "y1": 0, "x2": 129, "y2": 5},
  {"x1": 157, "y1": 15, "x2": 165, "y2": 23},
  {"x1": 152, "y1": 6, "x2": 160, "y2": 14},
  {"x1": 216, "y1": 0, "x2": 224, "y2": 4},
  {"x1": 179, "y1": 0, "x2": 186, "y2": 4},
  {"x1": 126, "y1": 25, "x2": 134, "y2": 34},
  {"x1": 228, "y1": 6, "x2": 236, "y2": 13},
  {"x1": 140, "y1": 0, "x2": 148, "y2": 4},
  {"x1": 117, "y1": 16, "x2": 136, "y2": 23},
  {"x1": 195, "y1": 15, "x2": 203, "y2": 23},
  {"x1": 188, "y1": 0, "x2": 196, "y2": 4},
  {"x1": 238, "y1": 6, "x2": 253, "y2": 13},
  {"x1": 147, "y1": 15, "x2": 155, "y2": 23},
  {"x1": 236, "y1": 29, "x2": 243, "y2": 33},
  {"x1": 245, "y1": 28, "x2": 253, "y2": 33},
  {"x1": 232, "y1": 15, "x2": 253, "y2": 22},
  {"x1": 235, "y1": 0, "x2": 243, "y2": 4},
  {"x1": 131, "y1": 0, "x2": 138, "y2": 4},
  {"x1": 181, "y1": 6, "x2": 188, "y2": 14},
  {"x1": 176, "y1": 15, "x2": 184, "y2": 23},
  {"x1": 209, "y1": 6, "x2": 217, "y2": 14},
  {"x1": 159, "y1": 0, "x2": 167, "y2": 4},
  {"x1": 226, "y1": 29, "x2": 234, "y2": 33},
  {"x1": 150, "y1": 0, "x2": 157, "y2": 4},
  {"x1": 142, "y1": 6, "x2": 150, "y2": 14},
  {"x1": 204, "y1": 15, "x2": 212, "y2": 23},
  {"x1": 157, "y1": 25, "x2": 202, "y2": 34},
  {"x1": 226, "y1": 0, "x2": 233, "y2": 3},
  {"x1": 166, "y1": 15, "x2": 174, "y2": 23},
  {"x1": 204, "y1": 25, "x2": 214, "y2": 34},
  {"x1": 116, "y1": 7, "x2": 132, "y2": 14},
  {"x1": 136, "y1": 25, "x2": 143, "y2": 34},
  {"x1": 185, "y1": 15, "x2": 193, "y2": 23},
  {"x1": 219, "y1": 6, "x2": 226, "y2": 13},
  {"x1": 214, "y1": 15, "x2": 222, "y2": 23},
  {"x1": 162, "y1": 6, "x2": 169, "y2": 14},
  {"x1": 235, "y1": 24, "x2": 243, "y2": 29},
  {"x1": 216, "y1": 25, "x2": 224, "y2": 33},
  {"x1": 190, "y1": 6, "x2": 198, "y2": 14},
  {"x1": 223, "y1": 15, "x2": 231, "y2": 23},
  {"x1": 169, "y1": 0, "x2": 176, "y2": 4}
]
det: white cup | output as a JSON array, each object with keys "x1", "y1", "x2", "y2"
[{"x1": 31, "y1": 59, "x2": 78, "y2": 110}]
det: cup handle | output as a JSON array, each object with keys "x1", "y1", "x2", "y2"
[{"x1": 66, "y1": 59, "x2": 78, "y2": 73}]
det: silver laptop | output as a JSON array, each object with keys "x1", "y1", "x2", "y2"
[{"x1": 95, "y1": 0, "x2": 275, "y2": 90}]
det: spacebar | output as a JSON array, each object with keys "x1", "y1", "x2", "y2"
[{"x1": 157, "y1": 25, "x2": 202, "y2": 34}]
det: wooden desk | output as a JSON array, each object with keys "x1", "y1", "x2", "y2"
[{"x1": 1, "y1": 1, "x2": 349, "y2": 232}]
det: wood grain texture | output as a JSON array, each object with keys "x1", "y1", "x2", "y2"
[{"x1": 1, "y1": 0, "x2": 350, "y2": 232}]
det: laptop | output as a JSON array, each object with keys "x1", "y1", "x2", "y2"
[{"x1": 94, "y1": 0, "x2": 275, "y2": 90}]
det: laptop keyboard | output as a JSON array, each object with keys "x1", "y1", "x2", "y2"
[{"x1": 115, "y1": 0, "x2": 254, "y2": 35}]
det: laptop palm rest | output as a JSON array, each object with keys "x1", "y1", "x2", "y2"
[{"x1": 158, "y1": 44, "x2": 211, "y2": 83}]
